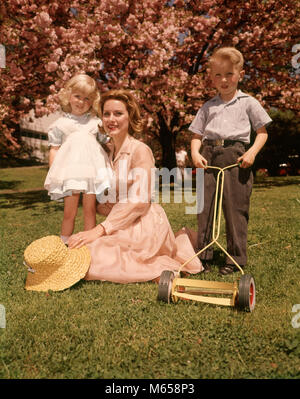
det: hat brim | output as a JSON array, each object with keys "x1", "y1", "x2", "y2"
[{"x1": 25, "y1": 245, "x2": 91, "y2": 292}]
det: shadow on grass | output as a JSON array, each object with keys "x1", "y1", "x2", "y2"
[
  {"x1": 0, "y1": 180, "x2": 23, "y2": 190},
  {"x1": 254, "y1": 176, "x2": 300, "y2": 188},
  {"x1": 165, "y1": 176, "x2": 300, "y2": 191},
  {"x1": 0, "y1": 157, "x2": 45, "y2": 168},
  {"x1": 0, "y1": 189, "x2": 55, "y2": 210},
  {"x1": 208, "y1": 248, "x2": 227, "y2": 267}
]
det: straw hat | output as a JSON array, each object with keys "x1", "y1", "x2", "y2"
[{"x1": 23, "y1": 235, "x2": 91, "y2": 292}]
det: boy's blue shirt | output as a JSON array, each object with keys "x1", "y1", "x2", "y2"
[{"x1": 189, "y1": 90, "x2": 272, "y2": 144}]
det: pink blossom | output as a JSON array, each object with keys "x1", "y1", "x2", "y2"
[
  {"x1": 34, "y1": 12, "x2": 52, "y2": 27},
  {"x1": 9, "y1": 62, "x2": 23, "y2": 77},
  {"x1": 45, "y1": 61, "x2": 58, "y2": 72},
  {"x1": 22, "y1": 97, "x2": 30, "y2": 105},
  {"x1": 0, "y1": 0, "x2": 299, "y2": 158}
]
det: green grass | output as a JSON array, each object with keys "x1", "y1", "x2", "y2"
[{"x1": 0, "y1": 167, "x2": 300, "y2": 379}]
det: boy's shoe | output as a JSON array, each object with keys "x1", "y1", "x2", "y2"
[
  {"x1": 201, "y1": 261, "x2": 212, "y2": 273},
  {"x1": 219, "y1": 264, "x2": 242, "y2": 275}
]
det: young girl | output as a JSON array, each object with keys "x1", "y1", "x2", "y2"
[{"x1": 44, "y1": 74, "x2": 112, "y2": 244}]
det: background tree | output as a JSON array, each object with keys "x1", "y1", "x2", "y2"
[
  {"x1": 255, "y1": 109, "x2": 300, "y2": 176},
  {"x1": 0, "y1": 0, "x2": 299, "y2": 167}
]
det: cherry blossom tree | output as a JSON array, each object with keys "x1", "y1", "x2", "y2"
[{"x1": 0, "y1": 0, "x2": 299, "y2": 166}]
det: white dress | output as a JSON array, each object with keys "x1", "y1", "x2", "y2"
[{"x1": 44, "y1": 113, "x2": 112, "y2": 201}]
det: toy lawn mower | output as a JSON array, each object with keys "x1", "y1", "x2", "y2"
[{"x1": 158, "y1": 163, "x2": 256, "y2": 312}]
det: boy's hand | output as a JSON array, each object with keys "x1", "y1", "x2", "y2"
[
  {"x1": 192, "y1": 152, "x2": 208, "y2": 169},
  {"x1": 238, "y1": 128, "x2": 268, "y2": 168},
  {"x1": 191, "y1": 135, "x2": 207, "y2": 168},
  {"x1": 237, "y1": 150, "x2": 255, "y2": 168}
]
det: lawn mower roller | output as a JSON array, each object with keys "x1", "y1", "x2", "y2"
[{"x1": 157, "y1": 163, "x2": 256, "y2": 312}]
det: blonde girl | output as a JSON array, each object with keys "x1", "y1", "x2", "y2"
[{"x1": 44, "y1": 74, "x2": 112, "y2": 244}]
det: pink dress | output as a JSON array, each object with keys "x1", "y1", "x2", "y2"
[{"x1": 86, "y1": 135, "x2": 203, "y2": 283}]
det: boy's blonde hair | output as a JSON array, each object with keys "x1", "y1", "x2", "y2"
[
  {"x1": 58, "y1": 74, "x2": 100, "y2": 115},
  {"x1": 98, "y1": 89, "x2": 144, "y2": 135},
  {"x1": 208, "y1": 47, "x2": 244, "y2": 71}
]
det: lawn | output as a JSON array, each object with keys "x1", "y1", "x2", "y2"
[{"x1": 0, "y1": 166, "x2": 300, "y2": 379}]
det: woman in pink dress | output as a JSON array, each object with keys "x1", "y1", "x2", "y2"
[{"x1": 68, "y1": 89, "x2": 203, "y2": 283}]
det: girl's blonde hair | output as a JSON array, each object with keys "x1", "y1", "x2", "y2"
[
  {"x1": 58, "y1": 74, "x2": 100, "y2": 115},
  {"x1": 208, "y1": 47, "x2": 244, "y2": 71},
  {"x1": 98, "y1": 89, "x2": 144, "y2": 135}
]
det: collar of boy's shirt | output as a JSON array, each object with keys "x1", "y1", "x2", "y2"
[{"x1": 212, "y1": 89, "x2": 249, "y2": 106}]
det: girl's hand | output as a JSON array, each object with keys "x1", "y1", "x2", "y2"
[
  {"x1": 49, "y1": 146, "x2": 60, "y2": 167},
  {"x1": 68, "y1": 225, "x2": 105, "y2": 249}
]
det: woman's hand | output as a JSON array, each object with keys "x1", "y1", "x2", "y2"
[{"x1": 68, "y1": 225, "x2": 105, "y2": 249}]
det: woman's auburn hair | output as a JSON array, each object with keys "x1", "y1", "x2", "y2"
[
  {"x1": 98, "y1": 89, "x2": 144, "y2": 135},
  {"x1": 58, "y1": 74, "x2": 100, "y2": 115}
]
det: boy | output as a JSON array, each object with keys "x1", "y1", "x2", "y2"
[{"x1": 189, "y1": 47, "x2": 271, "y2": 275}]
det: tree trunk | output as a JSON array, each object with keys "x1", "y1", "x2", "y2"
[{"x1": 157, "y1": 111, "x2": 177, "y2": 170}]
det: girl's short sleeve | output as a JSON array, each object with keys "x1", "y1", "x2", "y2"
[
  {"x1": 88, "y1": 117, "x2": 102, "y2": 135},
  {"x1": 48, "y1": 126, "x2": 63, "y2": 147}
]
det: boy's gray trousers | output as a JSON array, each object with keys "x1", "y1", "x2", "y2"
[{"x1": 197, "y1": 141, "x2": 253, "y2": 266}]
